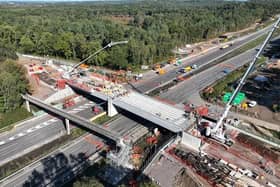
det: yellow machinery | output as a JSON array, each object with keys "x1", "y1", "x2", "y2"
[
  {"x1": 184, "y1": 66, "x2": 192, "y2": 72},
  {"x1": 158, "y1": 68, "x2": 166, "y2": 75}
]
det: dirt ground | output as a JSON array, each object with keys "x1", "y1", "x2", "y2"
[
  {"x1": 203, "y1": 141, "x2": 280, "y2": 186},
  {"x1": 174, "y1": 169, "x2": 200, "y2": 187},
  {"x1": 17, "y1": 56, "x2": 54, "y2": 99},
  {"x1": 242, "y1": 62, "x2": 280, "y2": 124}
]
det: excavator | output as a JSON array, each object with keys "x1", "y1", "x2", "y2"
[{"x1": 204, "y1": 17, "x2": 280, "y2": 145}]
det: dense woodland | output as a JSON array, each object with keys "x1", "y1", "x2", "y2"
[
  {"x1": 1, "y1": 0, "x2": 280, "y2": 70},
  {"x1": 0, "y1": 48, "x2": 29, "y2": 113}
]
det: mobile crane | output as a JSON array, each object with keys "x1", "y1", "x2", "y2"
[
  {"x1": 208, "y1": 17, "x2": 280, "y2": 144},
  {"x1": 62, "y1": 41, "x2": 128, "y2": 79}
]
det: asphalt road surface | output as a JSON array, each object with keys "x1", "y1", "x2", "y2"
[
  {"x1": 0, "y1": 134, "x2": 103, "y2": 187},
  {"x1": 0, "y1": 99, "x2": 99, "y2": 166},
  {"x1": 160, "y1": 48, "x2": 257, "y2": 103},
  {"x1": 131, "y1": 25, "x2": 272, "y2": 93}
]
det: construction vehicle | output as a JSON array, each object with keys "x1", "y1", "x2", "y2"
[
  {"x1": 157, "y1": 68, "x2": 166, "y2": 75},
  {"x1": 168, "y1": 57, "x2": 176, "y2": 64},
  {"x1": 206, "y1": 17, "x2": 280, "y2": 145},
  {"x1": 184, "y1": 66, "x2": 192, "y2": 72}
]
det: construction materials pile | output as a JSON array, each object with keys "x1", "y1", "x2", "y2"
[
  {"x1": 101, "y1": 83, "x2": 129, "y2": 99},
  {"x1": 169, "y1": 148, "x2": 235, "y2": 186}
]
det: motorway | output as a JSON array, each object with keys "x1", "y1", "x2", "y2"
[
  {"x1": 0, "y1": 99, "x2": 97, "y2": 166},
  {"x1": 160, "y1": 48, "x2": 257, "y2": 103},
  {"x1": 0, "y1": 97, "x2": 144, "y2": 167},
  {"x1": 0, "y1": 134, "x2": 103, "y2": 187},
  {"x1": 131, "y1": 24, "x2": 272, "y2": 93}
]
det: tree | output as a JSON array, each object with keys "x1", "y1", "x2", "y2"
[
  {"x1": 19, "y1": 36, "x2": 35, "y2": 53},
  {"x1": 106, "y1": 46, "x2": 128, "y2": 69},
  {"x1": 0, "y1": 60, "x2": 29, "y2": 112},
  {"x1": 0, "y1": 41, "x2": 17, "y2": 61},
  {"x1": 73, "y1": 177, "x2": 104, "y2": 187}
]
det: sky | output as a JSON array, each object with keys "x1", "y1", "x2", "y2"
[{"x1": 0, "y1": 0, "x2": 121, "y2": 2}]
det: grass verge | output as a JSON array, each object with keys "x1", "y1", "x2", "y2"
[
  {"x1": 92, "y1": 114, "x2": 118, "y2": 125},
  {"x1": 201, "y1": 56, "x2": 266, "y2": 101},
  {"x1": 0, "y1": 128, "x2": 85, "y2": 180},
  {"x1": 0, "y1": 107, "x2": 32, "y2": 131}
]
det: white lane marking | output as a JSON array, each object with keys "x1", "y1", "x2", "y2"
[
  {"x1": 26, "y1": 128, "x2": 36, "y2": 133},
  {"x1": 9, "y1": 137, "x2": 15, "y2": 141},
  {"x1": 89, "y1": 101, "x2": 94, "y2": 104},
  {"x1": 0, "y1": 141, "x2": 5, "y2": 145},
  {"x1": 49, "y1": 119, "x2": 58, "y2": 122},
  {"x1": 35, "y1": 125, "x2": 42, "y2": 129},
  {"x1": 85, "y1": 103, "x2": 93, "y2": 106},
  {"x1": 78, "y1": 105, "x2": 89, "y2": 109},
  {"x1": 18, "y1": 133, "x2": 25, "y2": 137},
  {"x1": 42, "y1": 122, "x2": 49, "y2": 126},
  {"x1": 73, "y1": 108, "x2": 84, "y2": 111}
]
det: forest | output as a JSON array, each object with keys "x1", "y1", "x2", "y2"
[
  {"x1": 0, "y1": 44, "x2": 29, "y2": 111},
  {"x1": 0, "y1": 42, "x2": 30, "y2": 127},
  {"x1": 1, "y1": 1, "x2": 280, "y2": 70}
]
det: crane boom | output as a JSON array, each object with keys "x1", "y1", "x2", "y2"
[
  {"x1": 65, "y1": 41, "x2": 128, "y2": 77},
  {"x1": 214, "y1": 17, "x2": 280, "y2": 132}
]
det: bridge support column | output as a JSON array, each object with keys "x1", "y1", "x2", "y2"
[
  {"x1": 65, "y1": 119, "x2": 70, "y2": 135},
  {"x1": 26, "y1": 100, "x2": 31, "y2": 112},
  {"x1": 108, "y1": 97, "x2": 118, "y2": 117}
]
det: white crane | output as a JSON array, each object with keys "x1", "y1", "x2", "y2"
[
  {"x1": 62, "y1": 40, "x2": 128, "y2": 79},
  {"x1": 210, "y1": 17, "x2": 280, "y2": 144}
]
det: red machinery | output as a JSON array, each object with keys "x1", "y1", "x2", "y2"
[
  {"x1": 56, "y1": 79, "x2": 66, "y2": 89},
  {"x1": 92, "y1": 106, "x2": 101, "y2": 114},
  {"x1": 63, "y1": 99, "x2": 75, "y2": 109},
  {"x1": 146, "y1": 136, "x2": 158, "y2": 145}
]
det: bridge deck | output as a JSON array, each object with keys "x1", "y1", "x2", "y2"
[
  {"x1": 114, "y1": 92, "x2": 188, "y2": 132},
  {"x1": 68, "y1": 83, "x2": 190, "y2": 133}
]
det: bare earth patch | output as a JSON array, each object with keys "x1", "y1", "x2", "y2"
[{"x1": 17, "y1": 55, "x2": 54, "y2": 99}]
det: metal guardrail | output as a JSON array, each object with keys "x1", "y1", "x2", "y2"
[{"x1": 22, "y1": 94, "x2": 120, "y2": 142}]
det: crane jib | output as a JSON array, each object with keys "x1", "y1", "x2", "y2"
[{"x1": 215, "y1": 17, "x2": 280, "y2": 131}]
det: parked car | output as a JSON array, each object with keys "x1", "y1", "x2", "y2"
[{"x1": 248, "y1": 101, "x2": 257, "y2": 107}]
